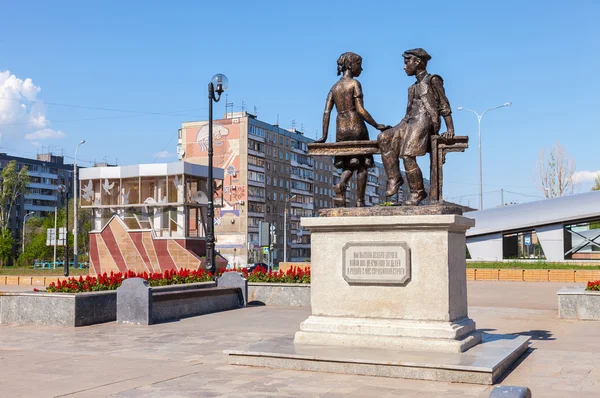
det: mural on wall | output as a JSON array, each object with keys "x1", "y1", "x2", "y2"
[{"x1": 184, "y1": 120, "x2": 247, "y2": 221}]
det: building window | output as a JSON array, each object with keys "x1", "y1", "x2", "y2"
[
  {"x1": 248, "y1": 202, "x2": 265, "y2": 213},
  {"x1": 248, "y1": 171, "x2": 265, "y2": 182},
  {"x1": 248, "y1": 139, "x2": 264, "y2": 153},
  {"x1": 564, "y1": 220, "x2": 600, "y2": 260},
  {"x1": 248, "y1": 186, "x2": 265, "y2": 199},
  {"x1": 502, "y1": 230, "x2": 545, "y2": 260},
  {"x1": 248, "y1": 155, "x2": 265, "y2": 167}
]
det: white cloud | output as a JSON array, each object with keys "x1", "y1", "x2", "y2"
[
  {"x1": 154, "y1": 150, "x2": 174, "y2": 159},
  {"x1": 0, "y1": 69, "x2": 64, "y2": 147},
  {"x1": 573, "y1": 170, "x2": 600, "y2": 184},
  {"x1": 25, "y1": 128, "x2": 65, "y2": 140}
]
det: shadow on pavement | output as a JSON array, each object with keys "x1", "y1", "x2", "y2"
[{"x1": 477, "y1": 328, "x2": 555, "y2": 341}]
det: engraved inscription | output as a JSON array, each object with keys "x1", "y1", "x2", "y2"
[{"x1": 342, "y1": 242, "x2": 410, "y2": 285}]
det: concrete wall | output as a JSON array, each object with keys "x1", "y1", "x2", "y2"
[
  {"x1": 248, "y1": 283, "x2": 310, "y2": 306},
  {"x1": 535, "y1": 223, "x2": 565, "y2": 262},
  {"x1": 558, "y1": 288, "x2": 600, "y2": 319},
  {"x1": 467, "y1": 233, "x2": 503, "y2": 261},
  {"x1": 0, "y1": 291, "x2": 116, "y2": 326}
]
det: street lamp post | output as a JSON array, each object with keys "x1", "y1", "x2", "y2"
[
  {"x1": 57, "y1": 184, "x2": 69, "y2": 277},
  {"x1": 206, "y1": 74, "x2": 228, "y2": 275},
  {"x1": 73, "y1": 140, "x2": 85, "y2": 270},
  {"x1": 283, "y1": 194, "x2": 297, "y2": 263},
  {"x1": 22, "y1": 212, "x2": 35, "y2": 254},
  {"x1": 457, "y1": 102, "x2": 511, "y2": 210}
]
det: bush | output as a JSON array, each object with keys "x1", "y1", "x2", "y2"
[{"x1": 586, "y1": 280, "x2": 600, "y2": 291}]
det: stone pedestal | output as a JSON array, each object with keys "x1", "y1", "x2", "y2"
[
  {"x1": 226, "y1": 207, "x2": 530, "y2": 384},
  {"x1": 295, "y1": 212, "x2": 480, "y2": 353}
]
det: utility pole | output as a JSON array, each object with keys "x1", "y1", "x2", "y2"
[
  {"x1": 53, "y1": 208, "x2": 58, "y2": 268},
  {"x1": 500, "y1": 189, "x2": 504, "y2": 207},
  {"x1": 283, "y1": 194, "x2": 297, "y2": 263}
]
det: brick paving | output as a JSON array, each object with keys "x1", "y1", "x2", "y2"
[{"x1": 1, "y1": 281, "x2": 599, "y2": 397}]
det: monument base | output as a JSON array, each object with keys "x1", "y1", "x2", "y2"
[
  {"x1": 226, "y1": 333, "x2": 530, "y2": 385},
  {"x1": 294, "y1": 315, "x2": 481, "y2": 353},
  {"x1": 225, "y1": 212, "x2": 529, "y2": 384}
]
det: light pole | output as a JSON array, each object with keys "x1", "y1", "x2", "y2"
[
  {"x1": 73, "y1": 140, "x2": 85, "y2": 270},
  {"x1": 457, "y1": 102, "x2": 511, "y2": 210},
  {"x1": 207, "y1": 73, "x2": 228, "y2": 275},
  {"x1": 57, "y1": 184, "x2": 69, "y2": 276},
  {"x1": 22, "y1": 212, "x2": 35, "y2": 254},
  {"x1": 283, "y1": 194, "x2": 297, "y2": 263}
]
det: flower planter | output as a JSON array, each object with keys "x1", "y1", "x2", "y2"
[
  {"x1": 0, "y1": 290, "x2": 117, "y2": 327},
  {"x1": 558, "y1": 287, "x2": 600, "y2": 320},
  {"x1": 248, "y1": 283, "x2": 311, "y2": 307}
]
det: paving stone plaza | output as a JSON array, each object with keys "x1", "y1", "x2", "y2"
[{"x1": 1, "y1": 281, "x2": 599, "y2": 397}]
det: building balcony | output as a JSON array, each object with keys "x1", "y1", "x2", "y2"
[
  {"x1": 248, "y1": 163, "x2": 265, "y2": 172},
  {"x1": 248, "y1": 133, "x2": 266, "y2": 142},
  {"x1": 291, "y1": 146, "x2": 307, "y2": 155},
  {"x1": 291, "y1": 202, "x2": 314, "y2": 210},
  {"x1": 247, "y1": 195, "x2": 266, "y2": 202},
  {"x1": 248, "y1": 211, "x2": 265, "y2": 218},
  {"x1": 28, "y1": 171, "x2": 59, "y2": 179},
  {"x1": 25, "y1": 193, "x2": 58, "y2": 201},
  {"x1": 29, "y1": 182, "x2": 58, "y2": 190},
  {"x1": 248, "y1": 180, "x2": 265, "y2": 188},
  {"x1": 291, "y1": 188, "x2": 311, "y2": 196},
  {"x1": 291, "y1": 173, "x2": 313, "y2": 182},
  {"x1": 24, "y1": 204, "x2": 56, "y2": 212},
  {"x1": 290, "y1": 160, "x2": 313, "y2": 170},
  {"x1": 248, "y1": 149, "x2": 265, "y2": 158},
  {"x1": 290, "y1": 243, "x2": 311, "y2": 249}
]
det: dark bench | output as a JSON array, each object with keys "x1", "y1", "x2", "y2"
[
  {"x1": 307, "y1": 135, "x2": 468, "y2": 202},
  {"x1": 116, "y1": 273, "x2": 247, "y2": 325}
]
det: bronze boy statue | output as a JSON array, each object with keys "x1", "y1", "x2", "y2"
[
  {"x1": 377, "y1": 48, "x2": 455, "y2": 206},
  {"x1": 315, "y1": 52, "x2": 388, "y2": 207}
]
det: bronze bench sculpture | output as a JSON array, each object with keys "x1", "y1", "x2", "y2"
[
  {"x1": 312, "y1": 48, "x2": 468, "y2": 207},
  {"x1": 307, "y1": 135, "x2": 468, "y2": 204}
]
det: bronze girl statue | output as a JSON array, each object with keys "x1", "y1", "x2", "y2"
[{"x1": 315, "y1": 52, "x2": 388, "y2": 207}]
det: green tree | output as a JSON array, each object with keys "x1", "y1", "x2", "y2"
[
  {"x1": 0, "y1": 228, "x2": 15, "y2": 266},
  {"x1": 18, "y1": 199, "x2": 91, "y2": 267},
  {"x1": 0, "y1": 160, "x2": 31, "y2": 230},
  {"x1": 593, "y1": 175, "x2": 600, "y2": 191}
]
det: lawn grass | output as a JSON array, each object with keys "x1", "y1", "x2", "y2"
[
  {"x1": 467, "y1": 261, "x2": 600, "y2": 270},
  {"x1": 0, "y1": 267, "x2": 89, "y2": 276}
]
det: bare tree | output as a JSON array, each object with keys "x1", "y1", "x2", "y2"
[
  {"x1": 593, "y1": 175, "x2": 600, "y2": 191},
  {"x1": 536, "y1": 143, "x2": 578, "y2": 198}
]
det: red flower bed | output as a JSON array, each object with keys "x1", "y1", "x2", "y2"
[
  {"x1": 42, "y1": 266, "x2": 311, "y2": 293},
  {"x1": 586, "y1": 280, "x2": 600, "y2": 291},
  {"x1": 45, "y1": 269, "x2": 214, "y2": 293},
  {"x1": 226, "y1": 266, "x2": 310, "y2": 284}
]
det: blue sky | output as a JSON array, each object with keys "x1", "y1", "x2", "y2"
[{"x1": 1, "y1": 0, "x2": 598, "y2": 208}]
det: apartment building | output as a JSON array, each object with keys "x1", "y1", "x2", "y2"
[
  {"x1": 0, "y1": 152, "x2": 77, "y2": 240},
  {"x1": 179, "y1": 112, "x2": 390, "y2": 266}
]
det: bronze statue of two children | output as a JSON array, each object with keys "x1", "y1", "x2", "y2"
[{"x1": 317, "y1": 48, "x2": 455, "y2": 207}]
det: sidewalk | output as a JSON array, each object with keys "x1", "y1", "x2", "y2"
[{"x1": 0, "y1": 281, "x2": 597, "y2": 397}]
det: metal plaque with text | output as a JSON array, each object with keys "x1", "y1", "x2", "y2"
[{"x1": 342, "y1": 242, "x2": 411, "y2": 285}]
